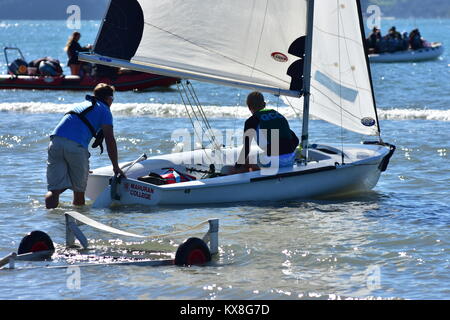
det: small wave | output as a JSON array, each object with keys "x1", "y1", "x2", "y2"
[
  {"x1": 0, "y1": 102, "x2": 449, "y2": 121},
  {"x1": 0, "y1": 22, "x2": 20, "y2": 28},
  {"x1": 0, "y1": 102, "x2": 77, "y2": 114},
  {"x1": 377, "y1": 108, "x2": 450, "y2": 121}
]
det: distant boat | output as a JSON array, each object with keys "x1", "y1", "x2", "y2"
[
  {"x1": 369, "y1": 42, "x2": 444, "y2": 63},
  {"x1": 0, "y1": 47, "x2": 178, "y2": 91}
]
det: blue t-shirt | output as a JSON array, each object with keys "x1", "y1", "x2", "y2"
[{"x1": 51, "y1": 99, "x2": 113, "y2": 148}]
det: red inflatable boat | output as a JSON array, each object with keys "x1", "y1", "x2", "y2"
[
  {"x1": 0, "y1": 72, "x2": 178, "y2": 91},
  {"x1": 1, "y1": 47, "x2": 178, "y2": 91}
]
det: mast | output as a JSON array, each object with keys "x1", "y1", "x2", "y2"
[{"x1": 300, "y1": 0, "x2": 315, "y2": 163}]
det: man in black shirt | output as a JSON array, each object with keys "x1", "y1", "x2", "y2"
[{"x1": 223, "y1": 91, "x2": 299, "y2": 174}]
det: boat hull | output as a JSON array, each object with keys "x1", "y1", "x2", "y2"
[
  {"x1": 369, "y1": 43, "x2": 444, "y2": 63},
  {"x1": 116, "y1": 163, "x2": 382, "y2": 206},
  {"x1": 0, "y1": 72, "x2": 178, "y2": 91},
  {"x1": 86, "y1": 143, "x2": 393, "y2": 207}
]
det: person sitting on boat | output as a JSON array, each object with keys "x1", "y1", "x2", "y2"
[
  {"x1": 386, "y1": 26, "x2": 402, "y2": 40},
  {"x1": 64, "y1": 31, "x2": 92, "y2": 76},
  {"x1": 45, "y1": 83, "x2": 125, "y2": 209},
  {"x1": 367, "y1": 27, "x2": 381, "y2": 53},
  {"x1": 28, "y1": 57, "x2": 63, "y2": 76},
  {"x1": 223, "y1": 91, "x2": 299, "y2": 175},
  {"x1": 383, "y1": 26, "x2": 403, "y2": 53},
  {"x1": 409, "y1": 29, "x2": 424, "y2": 50}
]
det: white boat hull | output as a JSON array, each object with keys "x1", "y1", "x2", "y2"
[
  {"x1": 86, "y1": 143, "x2": 394, "y2": 207},
  {"x1": 369, "y1": 43, "x2": 444, "y2": 63}
]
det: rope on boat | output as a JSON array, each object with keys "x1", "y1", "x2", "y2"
[{"x1": 176, "y1": 80, "x2": 224, "y2": 152}]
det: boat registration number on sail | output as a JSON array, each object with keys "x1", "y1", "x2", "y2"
[{"x1": 125, "y1": 183, "x2": 154, "y2": 200}]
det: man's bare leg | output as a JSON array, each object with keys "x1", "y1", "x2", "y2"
[
  {"x1": 45, "y1": 189, "x2": 66, "y2": 209},
  {"x1": 73, "y1": 191, "x2": 85, "y2": 206}
]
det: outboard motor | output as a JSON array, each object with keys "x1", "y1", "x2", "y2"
[{"x1": 8, "y1": 58, "x2": 28, "y2": 75}]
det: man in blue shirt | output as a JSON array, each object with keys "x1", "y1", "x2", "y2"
[{"x1": 45, "y1": 83, "x2": 125, "y2": 209}]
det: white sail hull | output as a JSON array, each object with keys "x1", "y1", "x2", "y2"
[
  {"x1": 86, "y1": 143, "x2": 393, "y2": 207},
  {"x1": 369, "y1": 43, "x2": 444, "y2": 63}
]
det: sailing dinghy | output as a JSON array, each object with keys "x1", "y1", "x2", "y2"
[{"x1": 80, "y1": 0, "x2": 395, "y2": 207}]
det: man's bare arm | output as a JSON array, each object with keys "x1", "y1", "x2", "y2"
[{"x1": 102, "y1": 124, "x2": 125, "y2": 177}]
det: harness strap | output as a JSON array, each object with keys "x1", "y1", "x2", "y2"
[
  {"x1": 65, "y1": 95, "x2": 104, "y2": 154},
  {"x1": 66, "y1": 108, "x2": 97, "y2": 137}
]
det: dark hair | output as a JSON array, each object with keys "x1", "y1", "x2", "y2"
[
  {"x1": 64, "y1": 32, "x2": 81, "y2": 52},
  {"x1": 247, "y1": 91, "x2": 265, "y2": 110},
  {"x1": 93, "y1": 83, "x2": 115, "y2": 101}
]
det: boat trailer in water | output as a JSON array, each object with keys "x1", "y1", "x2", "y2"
[{"x1": 0, "y1": 212, "x2": 219, "y2": 270}]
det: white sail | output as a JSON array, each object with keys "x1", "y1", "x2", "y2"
[
  {"x1": 286, "y1": 0, "x2": 380, "y2": 136},
  {"x1": 84, "y1": 0, "x2": 379, "y2": 135},
  {"x1": 136, "y1": 0, "x2": 307, "y2": 94},
  {"x1": 82, "y1": 0, "x2": 308, "y2": 96}
]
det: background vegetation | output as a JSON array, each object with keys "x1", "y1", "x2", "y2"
[{"x1": 362, "y1": 0, "x2": 450, "y2": 18}]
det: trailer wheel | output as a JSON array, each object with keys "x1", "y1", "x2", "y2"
[
  {"x1": 17, "y1": 230, "x2": 55, "y2": 258},
  {"x1": 174, "y1": 237, "x2": 211, "y2": 266}
]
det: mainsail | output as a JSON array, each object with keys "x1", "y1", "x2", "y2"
[
  {"x1": 82, "y1": 0, "x2": 379, "y2": 135},
  {"x1": 286, "y1": 0, "x2": 380, "y2": 136},
  {"x1": 85, "y1": 0, "x2": 308, "y2": 97}
]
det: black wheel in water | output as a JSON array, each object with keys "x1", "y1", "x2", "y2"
[
  {"x1": 17, "y1": 230, "x2": 55, "y2": 258},
  {"x1": 174, "y1": 237, "x2": 211, "y2": 266}
]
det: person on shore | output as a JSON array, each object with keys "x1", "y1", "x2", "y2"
[
  {"x1": 64, "y1": 31, "x2": 92, "y2": 76},
  {"x1": 222, "y1": 91, "x2": 299, "y2": 175},
  {"x1": 45, "y1": 83, "x2": 125, "y2": 209}
]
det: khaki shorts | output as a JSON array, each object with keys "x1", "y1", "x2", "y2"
[{"x1": 47, "y1": 136, "x2": 90, "y2": 192}]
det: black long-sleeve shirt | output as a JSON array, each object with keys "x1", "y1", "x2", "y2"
[{"x1": 67, "y1": 42, "x2": 90, "y2": 65}]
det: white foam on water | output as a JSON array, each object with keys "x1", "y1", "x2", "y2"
[
  {"x1": 0, "y1": 102, "x2": 449, "y2": 121},
  {"x1": 377, "y1": 108, "x2": 450, "y2": 121}
]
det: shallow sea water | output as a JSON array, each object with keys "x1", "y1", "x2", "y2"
[{"x1": 0, "y1": 19, "x2": 449, "y2": 300}]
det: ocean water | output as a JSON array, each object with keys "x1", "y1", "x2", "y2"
[{"x1": 0, "y1": 19, "x2": 449, "y2": 300}]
